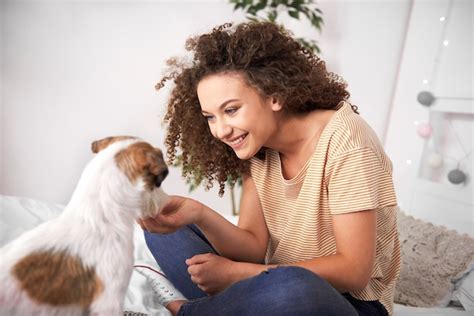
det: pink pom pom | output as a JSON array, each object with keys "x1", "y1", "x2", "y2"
[{"x1": 417, "y1": 123, "x2": 433, "y2": 138}]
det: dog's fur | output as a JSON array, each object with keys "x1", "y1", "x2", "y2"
[{"x1": 0, "y1": 136, "x2": 169, "y2": 316}]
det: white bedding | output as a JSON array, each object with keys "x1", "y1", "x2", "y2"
[
  {"x1": 0, "y1": 195, "x2": 170, "y2": 316},
  {"x1": 0, "y1": 195, "x2": 470, "y2": 315}
]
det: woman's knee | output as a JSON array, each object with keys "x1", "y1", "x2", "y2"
[
  {"x1": 144, "y1": 225, "x2": 217, "y2": 267},
  {"x1": 261, "y1": 266, "x2": 357, "y2": 315},
  {"x1": 265, "y1": 266, "x2": 328, "y2": 296}
]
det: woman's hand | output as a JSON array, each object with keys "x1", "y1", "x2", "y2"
[
  {"x1": 137, "y1": 195, "x2": 203, "y2": 234},
  {"x1": 186, "y1": 253, "x2": 242, "y2": 295}
]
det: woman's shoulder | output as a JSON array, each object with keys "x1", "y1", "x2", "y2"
[
  {"x1": 325, "y1": 104, "x2": 384, "y2": 157},
  {"x1": 322, "y1": 105, "x2": 394, "y2": 175}
]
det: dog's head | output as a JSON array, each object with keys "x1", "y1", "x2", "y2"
[{"x1": 84, "y1": 136, "x2": 169, "y2": 218}]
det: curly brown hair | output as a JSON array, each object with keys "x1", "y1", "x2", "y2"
[{"x1": 157, "y1": 21, "x2": 351, "y2": 195}]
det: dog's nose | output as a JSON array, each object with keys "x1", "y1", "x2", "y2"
[{"x1": 155, "y1": 168, "x2": 169, "y2": 187}]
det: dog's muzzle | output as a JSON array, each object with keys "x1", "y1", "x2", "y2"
[{"x1": 155, "y1": 169, "x2": 169, "y2": 188}]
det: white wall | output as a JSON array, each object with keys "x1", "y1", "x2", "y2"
[
  {"x1": 1, "y1": 0, "x2": 410, "y2": 216},
  {"x1": 385, "y1": 0, "x2": 473, "y2": 236},
  {"x1": 0, "y1": 0, "x2": 4, "y2": 195}
]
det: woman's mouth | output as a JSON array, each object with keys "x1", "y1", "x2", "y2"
[{"x1": 229, "y1": 133, "x2": 248, "y2": 148}]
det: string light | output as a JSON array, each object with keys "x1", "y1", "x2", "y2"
[{"x1": 415, "y1": 0, "x2": 472, "y2": 186}]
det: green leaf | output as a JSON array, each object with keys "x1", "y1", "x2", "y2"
[
  {"x1": 296, "y1": 37, "x2": 321, "y2": 54},
  {"x1": 233, "y1": 3, "x2": 245, "y2": 11},
  {"x1": 289, "y1": 0, "x2": 303, "y2": 9},
  {"x1": 247, "y1": 8, "x2": 258, "y2": 15},
  {"x1": 310, "y1": 14, "x2": 323, "y2": 31},
  {"x1": 267, "y1": 10, "x2": 278, "y2": 22},
  {"x1": 300, "y1": 6, "x2": 311, "y2": 19},
  {"x1": 252, "y1": 0, "x2": 267, "y2": 11},
  {"x1": 247, "y1": 16, "x2": 260, "y2": 22},
  {"x1": 288, "y1": 10, "x2": 300, "y2": 19},
  {"x1": 248, "y1": 2, "x2": 267, "y2": 15}
]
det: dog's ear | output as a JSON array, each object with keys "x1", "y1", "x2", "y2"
[
  {"x1": 144, "y1": 148, "x2": 169, "y2": 188},
  {"x1": 91, "y1": 136, "x2": 136, "y2": 153},
  {"x1": 115, "y1": 143, "x2": 168, "y2": 190}
]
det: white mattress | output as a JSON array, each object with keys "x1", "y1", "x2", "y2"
[
  {"x1": 0, "y1": 195, "x2": 470, "y2": 315},
  {"x1": 393, "y1": 304, "x2": 469, "y2": 315}
]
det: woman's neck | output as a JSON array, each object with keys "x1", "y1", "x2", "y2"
[{"x1": 271, "y1": 109, "x2": 336, "y2": 179}]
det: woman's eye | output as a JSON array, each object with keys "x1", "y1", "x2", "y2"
[
  {"x1": 225, "y1": 107, "x2": 238, "y2": 115},
  {"x1": 203, "y1": 115, "x2": 215, "y2": 122}
]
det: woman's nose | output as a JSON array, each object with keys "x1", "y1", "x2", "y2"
[{"x1": 215, "y1": 121, "x2": 232, "y2": 140}]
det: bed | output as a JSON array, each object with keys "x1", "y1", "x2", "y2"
[{"x1": 1, "y1": 195, "x2": 472, "y2": 315}]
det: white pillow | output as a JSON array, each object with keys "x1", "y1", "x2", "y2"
[{"x1": 452, "y1": 266, "x2": 474, "y2": 311}]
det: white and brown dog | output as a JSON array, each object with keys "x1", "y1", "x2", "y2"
[{"x1": 0, "y1": 136, "x2": 169, "y2": 316}]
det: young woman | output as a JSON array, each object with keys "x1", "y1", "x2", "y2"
[{"x1": 137, "y1": 22, "x2": 400, "y2": 316}]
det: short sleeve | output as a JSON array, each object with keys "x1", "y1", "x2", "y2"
[{"x1": 325, "y1": 147, "x2": 397, "y2": 215}]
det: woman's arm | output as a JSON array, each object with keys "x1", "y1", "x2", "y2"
[
  {"x1": 194, "y1": 174, "x2": 269, "y2": 263},
  {"x1": 290, "y1": 209, "x2": 377, "y2": 292},
  {"x1": 206, "y1": 209, "x2": 377, "y2": 294},
  {"x1": 140, "y1": 174, "x2": 269, "y2": 264}
]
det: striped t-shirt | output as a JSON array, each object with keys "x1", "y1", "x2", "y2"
[{"x1": 249, "y1": 100, "x2": 401, "y2": 315}]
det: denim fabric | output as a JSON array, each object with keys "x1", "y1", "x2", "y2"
[
  {"x1": 144, "y1": 225, "x2": 388, "y2": 316},
  {"x1": 144, "y1": 224, "x2": 213, "y2": 299}
]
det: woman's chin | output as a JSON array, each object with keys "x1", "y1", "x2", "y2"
[
  {"x1": 235, "y1": 153, "x2": 251, "y2": 160},
  {"x1": 234, "y1": 147, "x2": 258, "y2": 160}
]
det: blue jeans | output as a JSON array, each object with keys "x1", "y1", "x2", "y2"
[{"x1": 144, "y1": 225, "x2": 388, "y2": 316}]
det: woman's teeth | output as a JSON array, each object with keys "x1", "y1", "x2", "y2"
[{"x1": 230, "y1": 134, "x2": 247, "y2": 146}]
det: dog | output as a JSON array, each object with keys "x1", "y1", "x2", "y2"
[{"x1": 0, "y1": 136, "x2": 169, "y2": 316}]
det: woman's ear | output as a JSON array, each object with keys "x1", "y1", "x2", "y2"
[{"x1": 270, "y1": 96, "x2": 283, "y2": 112}]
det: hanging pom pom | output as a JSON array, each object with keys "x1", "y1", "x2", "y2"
[
  {"x1": 447, "y1": 169, "x2": 467, "y2": 184},
  {"x1": 417, "y1": 91, "x2": 436, "y2": 107},
  {"x1": 417, "y1": 123, "x2": 433, "y2": 138},
  {"x1": 427, "y1": 153, "x2": 443, "y2": 169}
]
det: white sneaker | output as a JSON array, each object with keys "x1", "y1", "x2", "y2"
[{"x1": 134, "y1": 261, "x2": 187, "y2": 307}]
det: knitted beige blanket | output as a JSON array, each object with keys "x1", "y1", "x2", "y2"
[{"x1": 395, "y1": 211, "x2": 474, "y2": 307}]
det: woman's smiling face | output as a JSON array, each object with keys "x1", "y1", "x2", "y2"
[{"x1": 197, "y1": 72, "x2": 282, "y2": 160}]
